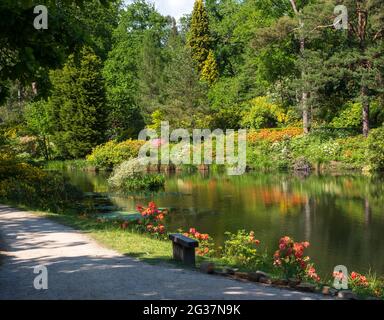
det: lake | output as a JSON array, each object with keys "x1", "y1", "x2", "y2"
[{"x1": 64, "y1": 169, "x2": 384, "y2": 278}]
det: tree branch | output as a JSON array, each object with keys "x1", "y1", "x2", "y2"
[
  {"x1": 373, "y1": 28, "x2": 384, "y2": 41},
  {"x1": 289, "y1": 0, "x2": 299, "y2": 15}
]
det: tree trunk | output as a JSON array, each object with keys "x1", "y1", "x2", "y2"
[
  {"x1": 302, "y1": 92, "x2": 310, "y2": 134},
  {"x1": 290, "y1": 0, "x2": 310, "y2": 134},
  {"x1": 361, "y1": 86, "x2": 369, "y2": 137}
]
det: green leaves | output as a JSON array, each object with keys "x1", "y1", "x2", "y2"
[
  {"x1": 49, "y1": 46, "x2": 107, "y2": 158},
  {"x1": 188, "y1": 0, "x2": 211, "y2": 71}
]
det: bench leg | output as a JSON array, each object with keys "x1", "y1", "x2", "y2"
[{"x1": 172, "y1": 243, "x2": 196, "y2": 266}]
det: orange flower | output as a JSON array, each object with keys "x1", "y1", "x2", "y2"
[
  {"x1": 156, "y1": 214, "x2": 165, "y2": 221},
  {"x1": 200, "y1": 234, "x2": 209, "y2": 240}
]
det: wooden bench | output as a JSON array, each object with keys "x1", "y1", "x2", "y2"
[{"x1": 169, "y1": 233, "x2": 199, "y2": 266}]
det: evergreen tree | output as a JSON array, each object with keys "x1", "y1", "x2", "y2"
[
  {"x1": 188, "y1": 0, "x2": 211, "y2": 72},
  {"x1": 163, "y1": 36, "x2": 209, "y2": 128},
  {"x1": 49, "y1": 47, "x2": 107, "y2": 158},
  {"x1": 201, "y1": 50, "x2": 219, "y2": 84},
  {"x1": 103, "y1": 1, "x2": 166, "y2": 139},
  {"x1": 138, "y1": 30, "x2": 166, "y2": 118}
]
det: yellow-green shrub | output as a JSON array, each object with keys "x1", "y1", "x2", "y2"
[
  {"x1": 0, "y1": 161, "x2": 83, "y2": 212},
  {"x1": 86, "y1": 139, "x2": 145, "y2": 170},
  {"x1": 241, "y1": 97, "x2": 287, "y2": 129}
]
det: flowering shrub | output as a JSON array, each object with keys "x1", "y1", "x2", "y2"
[
  {"x1": 273, "y1": 236, "x2": 320, "y2": 282},
  {"x1": 350, "y1": 272, "x2": 369, "y2": 287},
  {"x1": 247, "y1": 128, "x2": 302, "y2": 144},
  {"x1": 222, "y1": 230, "x2": 263, "y2": 268},
  {"x1": 182, "y1": 228, "x2": 215, "y2": 257},
  {"x1": 333, "y1": 270, "x2": 384, "y2": 299},
  {"x1": 349, "y1": 272, "x2": 384, "y2": 299},
  {"x1": 135, "y1": 202, "x2": 168, "y2": 239}
]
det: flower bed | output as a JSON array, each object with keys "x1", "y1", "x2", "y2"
[{"x1": 105, "y1": 201, "x2": 383, "y2": 300}]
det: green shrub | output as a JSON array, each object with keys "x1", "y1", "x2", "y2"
[
  {"x1": 241, "y1": 97, "x2": 287, "y2": 129},
  {"x1": 108, "y1": 159, "x2": 165, "y2": 192},
  {"x1": 119, "y1": 174, "x2": 165, "y2": 192},
  {"x1": 87, "y1": 139, "x2": 145, "y2": 170},
  {"x1": 367, "y1": 126, "x2": 384, "y2": 171},
  {"x1": 337, "y1": 136, "x2": 367, "y2": 168},
  {"x1": 0, "y1": 161, "x2": 83, "y2": 212},
  {"x1": 331, "y1": 102, "x2": 362, "y2": 129},
  {"x1": 222, "y1": 230, "x2": 266, "y2": 269}
]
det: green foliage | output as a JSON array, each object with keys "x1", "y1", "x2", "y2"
[
  {"x1": 86, "y1": 139, "x2": 145, "y2": 170},
  {"x1": 241, "y1": 97, "x2": 287, "y2": 129},
  {"x1": 25, "y1": 99, "x2": 53, "y2": 160},
  {"x1": 103, "y1": 0, "x2": 167, "y2": 139},
  {"x1": 0, "y1": 0, "x2": 118, "y2": 96},
  {"x1": 367, "y1": 126, "x2": 384, "y2": 172},
  {"x1": 331, "y1": 102, "x2": 362, "y2": 129},
  {"x1": 222, "y1": 230, "x2": 265, "y2": 269},
  {"x1": 0, "y1": 161, "x2": 83, "y2": 212},
  {"x1": 188, "y1": 0, "x2": 211, "y2": 71},
  {"x1": 201, "y1": 50, "x2": 219, "y2": 84},
  {"x1": 49, "y1": 46, "x2": 107, "y2": 159},
  {"x1": 147, "y1": 109, "x2": 164, "y2": 133},
  {"x1": 108, "y1": 159, "x2": 164, "y2": 192},
  {"x1": 162, "y1": 40, "x2": 209, "y2": 128},
  {"x1": 348, "y1": 272, "x2": 384, "y2": 300},
  {"x1": 118, "y1": 174, "x2": 165, "y2": 193},
  {"x1": 246, "y1": 128, "x2": 367, "y2": 171}
]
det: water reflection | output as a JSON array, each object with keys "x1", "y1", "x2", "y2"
[{"x1": 64, "y1": 169, "x2": 384, "y2": 277}]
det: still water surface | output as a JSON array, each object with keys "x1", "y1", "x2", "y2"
[{"x1": 65, "y1": 170, "x2": 384, "y2": 277}]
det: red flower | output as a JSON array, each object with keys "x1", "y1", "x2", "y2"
[{"x1": 189, "y1": 228, "x2": 196, "y2": 235}]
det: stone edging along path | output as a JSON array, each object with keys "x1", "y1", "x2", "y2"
[{"x1": 0, "y1": 205, "x2": 331, "y2": 300}]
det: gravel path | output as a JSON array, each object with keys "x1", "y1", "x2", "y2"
[{"x1": 0, "y1": 205, "x2": 328, "y2": 300}]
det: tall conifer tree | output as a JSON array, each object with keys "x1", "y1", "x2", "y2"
[
  {"x1": 49, "y1": 46, "x2": 107, "y2": 158},
  {"x1": 188, "y1": 0, "x2": 211, "y2": 72}
]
